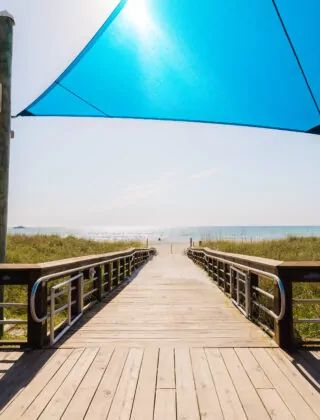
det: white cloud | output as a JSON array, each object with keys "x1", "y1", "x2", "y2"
[
  {"x1": 110, "y1": 166, "x2": 219, "y2": 209},
  {"x1": 110, "y1": 168, "x2": 181, "y2": 207},
  {"x1": 189, "y1": 167, "x2": 219, "y2": 180}
]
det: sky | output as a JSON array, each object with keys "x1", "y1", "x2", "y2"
[{"x1": 2, "y1": 0, "x2": 320, "y2": 228}]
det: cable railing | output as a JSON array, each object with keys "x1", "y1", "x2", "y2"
[{"x1": 0, "y1": 248, "x2": 155, "y2": 348}]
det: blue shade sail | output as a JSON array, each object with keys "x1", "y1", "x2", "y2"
[{"x1": 20, "y1": 0, "x2": 320, "y2": 133}]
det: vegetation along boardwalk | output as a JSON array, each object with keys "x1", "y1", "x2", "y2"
[{"x1": 0, "y1": 245, "x2": 319, "y2": 419}]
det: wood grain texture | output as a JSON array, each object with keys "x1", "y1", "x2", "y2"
[{"x1": 60, "y1": 253, "x2": 274, "y2": 348}]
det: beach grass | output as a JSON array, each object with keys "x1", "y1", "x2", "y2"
[
  {"x1": 201, "y1": 236, "x2": 320, "y2": 341},
  {"x1": 6, "y1": 234, "x2": 142, "y2": 264},
  {"x1": 2, "y1": 235, "x2": 142, "y2": 340},
  {"x1": 200, "y1": 236, "x2": 320, "y2": 261}
]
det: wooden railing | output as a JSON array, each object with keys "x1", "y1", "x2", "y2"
[
  {"x1": 188, "y1": 247, "x2": 320, "y2": 348},
  {"x1": 0, "y1": 248, "x2": 156, "y2": 348}
]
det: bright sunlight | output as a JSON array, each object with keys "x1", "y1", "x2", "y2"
[{"x1": 123, "y1": 0, "x2": 154, "y2": 34}]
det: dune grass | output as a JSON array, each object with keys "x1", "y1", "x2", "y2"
[
  {"x1": 201, "y1": 236, "x2": 320, "y2": 342},
  {"x1": 2, "y1": 235, "x2": 142, "y2": 340},
  {"x1": 6, "y1": 234, "x2": 142, "y2": 264},
  {"x1": 200, "y1": 236, "x2": 320, "y2": 261}
]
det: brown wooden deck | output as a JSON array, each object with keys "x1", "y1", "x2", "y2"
[
  {"x1": 0, "y1": 250, "x2": 319, "y2": 419},
  {"x1": 59, "y1": 252, "x2": 274, "y2": 348}
]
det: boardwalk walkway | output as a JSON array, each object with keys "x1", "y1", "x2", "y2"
[{"x1": 0, "y1": 247, "x2": 319, "y2": 419}]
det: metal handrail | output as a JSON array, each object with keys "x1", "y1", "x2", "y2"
[
  {"x1": 30, "y1": 249, "x2": 152, "y2": 325},
  {"x1": 188, "y1": 248, "x2": 286, "y2": 322}
]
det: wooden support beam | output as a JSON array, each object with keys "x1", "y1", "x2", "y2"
[{"x1": 0, "y1": 11, "x2": 14, "y2": 337}]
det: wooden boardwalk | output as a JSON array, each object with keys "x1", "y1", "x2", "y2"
[
  {"x1": 0, "y1": 248, "x2": 319, "y2": 419},
  {"x1": 60, "y1": 251, "x2": 274, "y2": 348}
]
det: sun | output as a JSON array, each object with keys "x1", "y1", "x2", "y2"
[{"x1": 124, "y1": 0, "x2": 153, "y2": 34}]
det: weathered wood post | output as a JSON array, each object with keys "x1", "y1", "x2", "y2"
[
  {"x1": 108, "y1": 261, "x2": 113, "y2": 291},
  {"x1": 247, "y1": 272, "x2": 259, "y2": 319},
  {"x1": 0, "y1": 11, "x2": 14, "y2": 337},
  {"x1": 274, "y1": 266, "x2": 294, "y2": 348},
  {"x1": 28, "y1": 271, "x2": 48, "y2": 348},
  {"x1": 95, "y1": 265, "x2": 103, "y2": 301}
]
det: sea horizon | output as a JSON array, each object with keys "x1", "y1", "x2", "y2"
[{"x1": 7, "y1": 225, "x2": 320, "y2": 243}]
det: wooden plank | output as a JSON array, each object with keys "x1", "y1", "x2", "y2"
[
  {"x1": 69, "y1": 329, "x2": 267, "y2": 338},
  {"x1": 61, "y1": 347, "x2": 114, "y2": 419},
  {"x1": 235, "y1": 347, "x2": 272, "y2": 389},
  {"x1": 175, "y1": 348, "x2": 200, "y2": 420},
  {"x1": 130, "y1": 347, "x2": 158, "y2": 420},
  {"x1": 220, "y1": 348, "x2": 270, "y2": 420},
  {"x1": 190, "y1": 348, "x2": 223, "y2": 420},
  {"x1": 84, "y1": 347, "x2": 129, "y2": 419},
  {"x1": 251, "y1": 348, "x2": 318, "y2": 420},
  {"x1": 205, "y1": 348, "x2": 247, "y2": 420},
  {"x1": 266, "y1": 348, "x2": 320, "y2": 418},
  {"x1": 107, "y1": 347, "x2": 143, "y2": 420},
  {"x1": 59, "y1": 253, "x2": 273, "y2": 348},
  {"x1": 38, "y1": 347, "x2": 98, "y2": 419},
  {"x1": 157, "y1": 347, "x2": 175, "y2": 389},
  {"x1": 1, "y1": 349, "x2": 72, "y2": 419},
  {"x1": 61, "y1": 338, "x2": 273, "y2": 348},
  {"x1": 298, "y1": 349, "x2": 320, "y2": 376},
  {"x1": 286, "y1": 351, "x2": 320, "y2": 388},
  {"x1": 154, "y1": 389, "x2": 176, "y2": 420},
  {"x1": 258, "y1": 389, "x2": 294, "y2": 420},
  {"x1": 22, "y1": 348, "x2": 84, "y2": 419},
  {"x1": 0, "y1": 350, "x2": 48, "y2": 414},
  {"x1": 0, "y1": 351, "x2": 23, "y2": 379}
]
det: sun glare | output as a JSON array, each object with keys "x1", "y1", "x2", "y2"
[{"x1": 124, "y1": 0, "x2": 153, "y2": 33}]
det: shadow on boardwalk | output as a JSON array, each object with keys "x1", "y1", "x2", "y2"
[
  {"x1": 0, "y1": 348, "x2": 56, "y2": 411},
  {"x1": 0, "y1": 346, "x2": 319, "y2": 417}
]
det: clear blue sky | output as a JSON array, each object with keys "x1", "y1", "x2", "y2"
[{"x1": 3, "y1": 0, "x2": 320, "y2": 227}]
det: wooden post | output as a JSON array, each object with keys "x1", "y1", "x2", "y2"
[
  {"x1": 222, "y1": 263, "x2": 226, "y2": 293},
  {"x1": 27, "y1": 272, "x2": 48, "y2": 348},
  {"x1": 248, "y1": 272, "x2": 258, "y2": 319},
  {"x1": 108, "y1": 262, "x2": 113, "y2": 290},
  {"x1": 0, "y1": 11, "x2": 14, "y2": 338},
  {"x1": 189, "y1": 237, "x2": 192, "y2": 248},
  {"x1": 96, "y1": 265, "x2": 103, "y2": 301},
  {"x1": 71, "y1": 273, "x2": 83, "y2": 316},
  {"x1": 123, "y1": 257, "x2": 127, "y2": 280},
  {"x1": 274, "y1": 268, "x2": 294, "y2": 348},
  {"x1": 117, "y1": 259, "x2": 121, "y2": 285},
  {"x1": 129, "y1": 256, "x2": 132, "y2": 276}
]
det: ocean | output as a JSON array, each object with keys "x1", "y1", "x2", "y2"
[{"x1": 7, "y1": 226, "x2": 320, "y2": 243}]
